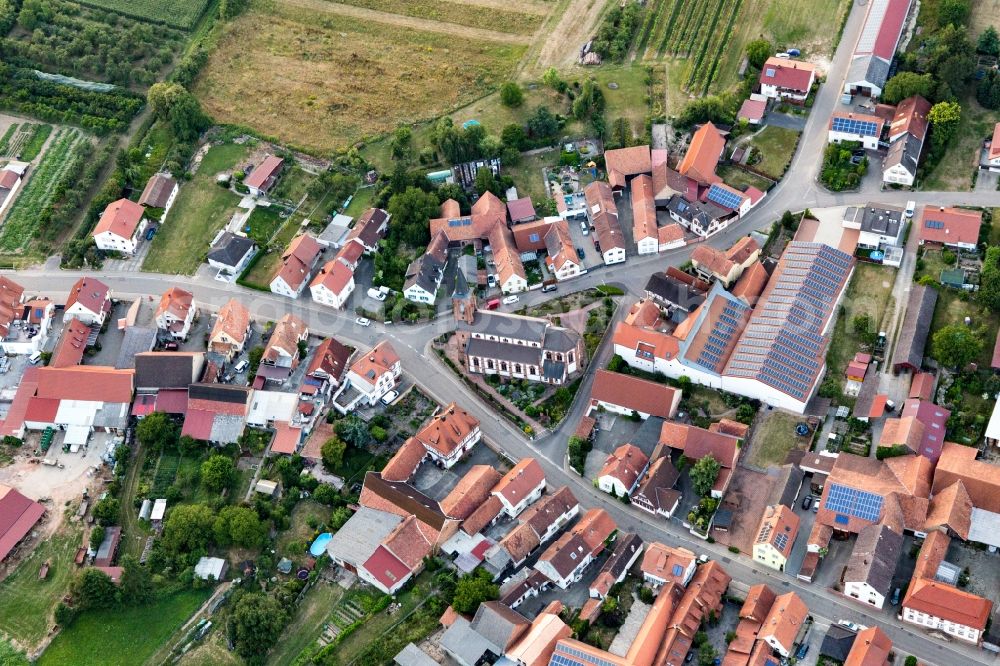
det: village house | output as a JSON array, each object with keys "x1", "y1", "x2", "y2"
[
  {"x1": 92, "y1": 198, "x2": 147, "y2": 254},
  {"x1": 533, "y1": 508, "x2": 616, "y2": 589},
  {"x1": 333, "y1": 340, "x2": 402, "y2": 413},
  {"x1": 678, "y1": 122, "x2": 726, "y2": 186},
  {"x1": 843, "y1": 523, "x2": 902, "y2": 609},
  {"x1": 759, "y1": 57, "x2": 816, "y2": 101},
  {"x1": 690, "y1": 236, "x2": 760, "y2": 287},
  {"x1": 640, "y1": 542, "x2": 696, "y2": 589},
  {"x1": 63, "y1": 277, "x2": 111, "y2": 326},
  {"x1": 208, "y1": 298, "x2": 252, "y2": 361},
  {"x1": 584, "y1": 181, "x2": 626, "y2": 265},
  {"x1": 302, "y1": 337, "x2": 352, "y2": 397},
  {"x1": 245, "y1": 155, "x2": 284, "y2": 197},
  {"x1": 0, "y1": 484, "x2": 46, "y2": 562},
  {"x1": 597, "y1": 444, "x2": 649, "y2": 498},
  {"x1": 0, "y1": 278, "x2": 55, "y2": 356},
  {"x1": 138, "y1": 173, "x2": 179, "y2": 219},
  {"x1": 589, "y1": 533, "x2": 643, "y2": 600},
  {"x1": 842, "y1": 202, "x2": 906, "y2": 252},
  {"x1": 207, "y1": 232, "x2": 257, "y2": 277},
  {"x1": 883, "y1": 96, "x2": 931, "y2": 187},
  {"x1": 758, "y1": 592, "x2": 809, "y2": 657},
  {"x1": 603, "y1": 145, "x2": 652, "y2": 191},
  {"x1": 310, "y1": 257, "x2": 355, "y2": 309},
  {"x1": 752, "y1": 504, "x2": 800, "y2": 572},
  {"x1": 259, "y1": 314, "x2": 308, "y2": 384},
  {"x1": 412, "y1": 402, "x2": 481, "y2": 469},
  {"x1": 828, "y1": 112, "x2": 886, "y2": 150},
  {"x1": 588, "y1": 369, "x2": 682, "y2": 420},
  {"x1": 403, "y1": 231, "x2": 447, "y2": 304},
  {"x1": 543, "y1": 220, "x2": 583, "y2": 281},
  {"x1": 154, "y1": 287, "x2": 196, "y2": 340},
  {"x1": 346, "y1": 208, "x2": 390, "y2": 253},
  {"x1": 630, "y1": 456, "x2": 682, "y2": 519},
  {"x1": 493, "y1": 458, "x2": 546, "y2": 518},
  {"x1": 916, "y1": 206, "x2": 982, "y2": 251},
  {"x1": 181, "y1": 383, "x2": 252, "y2": 444},
  {"x1": 0, "y1": 165, "x2": 25, "y2": 218},
  {"x1": 269, "y1": 233, "x2": 323, "y2": 298}
]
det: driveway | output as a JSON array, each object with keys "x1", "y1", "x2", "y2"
[
  {"x1": 975, "y1": 168, "x2": 999, "y2": 193},
  {"x1": 103, "y1": 232, "x2": 155, "y2": 272},
  {"x1": 764, "y1": 111, "x2": 807, "y2": 132}
]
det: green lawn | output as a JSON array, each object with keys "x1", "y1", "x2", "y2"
[
  {"x1": 143, "y1": 173, "x2": 242, "y2": 274},
  {"x1": 505, "y1": 148, "x2": 558, "y2": 205},
  {"x1": 747, "y1": 126, "x2": 800, "y2": 180},
  {"x1": 930, "y1": 289, "x2": 1000, "y2": 368},
  {"x1": 270, "y1": 166, "x2": 315, "y2": 205},
  {"x1": 38, "y1": 590, "x2": 211, "y2": 666},
  {"x1": 0, "y1": 527, "x2": 82, "y2": 647},
  {"x1": 237, "y1": 217, "x2": 304, "y2": 289},
  {"x1": 343, "y1": 187, "x2": 375, "y2": 219},
  {"x1": 825, "y1": 262, "x2": 895, "y2": 394},
  {"x1": 923, "y1": 97, "x2": 999, "y2": 191},
  {"x1": 717, "y1": 164, "x2": 773, "y2": 192},
  {"x1": 134, "y1": 122, "x2": 175, "y2": 190},
  {"x1": 276, "y1": 500, "x2": 331, "y2": 558},
  {"x1": 0, "y1": 639, "x2": 28, "y2": 666},
  {"x1": 747, "y1": 410, "x2": 810, "y2": 468},
  {"x1": 328, "y1": 445, "x2": 388, "y2": 490},
  {"x1": 245, "y1": 205, "x2": 285, "y2": 244},
  {"x1": 265, "y1": 582, "x2": 344, "y2": 666},
  {"x1": 198, "y1": 143, "x2": 249, "y2": 176}
]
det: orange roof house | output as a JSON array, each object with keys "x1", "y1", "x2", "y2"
[
  {"x1": 412, "y1": 402, "x2": 481, "y2": 467},
  {"x1": 678, "y1": 122, "x2": 725, "y2": 185},
  {"x1": 758, "y1": 592, "x2": 808, "y2": 657},
  {"x1": 917, "y1": 206, "x2": 982, "y2": 249},
  {"x1": 493, "y1": 458, "x2": 546, "y2": 517},
  {"x1": 845, "y1": 626, "x2": 892, "y2": 666},
  {"x1": 589, "y1": 369, "x2": 682, "y2": 420},
  {"x1": 604, "y1": 145, "x2": 652, "y2": 190},
  {"x1": 440, "y1": 465, "x2": 502, "y2": 520},
  {"x1": 270, "y1": 233, "x2": 323, "y2": 296},
  {"x1": 640, "y1": 542, "x2": 696, "y2": 587},
  {"x1": 93, "y1": 198, "x2": 145, "y2": 242},
  {"x1": 209, "y1": 299, "x2": 251, "y2": 359},
  {"x1": 597, "y1": 443, "x2": 649, "y2": 496}
]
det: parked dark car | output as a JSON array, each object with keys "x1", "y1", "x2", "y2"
[
  {"x1": 145, "y1": 226, "x2": 157, "y2": 241},
  {"x1": 801, "y1": 495, "x2": 812, "y2": 510}
]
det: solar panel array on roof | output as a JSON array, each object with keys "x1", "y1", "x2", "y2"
[
  {"x1": 696, "y1": 298, "x2": 750, "y2": 372},
  {"x1": 706, "y1": 184, "x2": 743, "y2": 210},
  {"x1": 448, "y1": 218, "x2": 472, "y2": 227},
  {"x1": 824, "y1": 483, "x2": 884, "y2": 522},
  {"x1": 551, "y1": 645, "x2": 618, "y2": 666},
  {"x1": 774, "y1": 532, "x2": 788, "y2": 552},
  {"x1": 925, "y1": 220, "x2": 944, "y2": 229},
  {"x1": 832, "y1": 116, "x2": 880, "y2": 137},
  {"x1": 723, "y1": 242, "x2": 853, "y2": 400}
]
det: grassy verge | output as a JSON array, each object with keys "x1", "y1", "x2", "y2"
[
  {"x1": 0, "y1": 526, "x2": 82, "y2": 647},
  {"x1": 38, "y1": 590, "x2": 211, "y2": 666},
  {"x1": 265, "y1": 582, "x2": 344, "y2": 666},
  {"x1": 143, "y1": 147, "x2": 244, "y2": 274},
  {"x1": 825, "y1": 263, "x2": 895, "y2": 390}
]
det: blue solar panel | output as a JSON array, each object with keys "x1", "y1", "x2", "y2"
[
  {"x1": 926, "y1": 220, "x2": 944, "y2": 229},
  {"x1": 774, "y1": 533, "x2": 788, "y2": 552},
  {"x1": 832, "y1": 116, "x2": 879, "y2": 137},
  {"x1": 835, "y1": 514, "x2": 850, "y2": 525},
  {"x1": 825, "y1": 484, "x2": 883, "y2": 522},
  {"x1": 672, "y1": 564, "x2": 683, "y2": 576},
  {"x1": 707, "y1": 184, "x2": 743, "y2": 210}
]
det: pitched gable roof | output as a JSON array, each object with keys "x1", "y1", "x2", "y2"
[
  {"x1": 138, "y1": 173, "x2": 178, "y2": 208},
  {"x1": 590, "y1": 369, "x2": 681, "y2": 419},
  {"x1": 604, "y1": 145, "x2": 652, "y2": 188},
  {"x1": 599, "y1": 443, "x2": 649, "y2": 491},
  {"x1": 65, "y1": 277, "x2": 110, "y2": 316},
  {"x1": 94, "y1": 198, "x2": 144, "y2": 239},
  {"x1": 678, "y1": 122, "x2": 725, "y2": 185},
  {"x1": 759, "y1": 57, "x2": 816, "y2": 92},
  {"x1": 210, "y1": 298, "x2": 251, "y2": 348},
  {"x1": 272, "y1": 234, "x2": 322, "y2": 291},
  {"x1": 440, "y1": 465, "x2": 502, "y2": 519},
  {"x1": 494, "y1": 458, "x2": 545, "y2": 506}
]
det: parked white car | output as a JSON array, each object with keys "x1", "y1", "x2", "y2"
[
  {"x1": 355, "y1": 317, "x2": 371, "y2": 327},
  {"x1": 502, "y1": 295, "x2": 519, "y2": 305},
  {"x1": 367, "y1": 286, "x2": 389, "y2": 301},
  {"x1": 381, "y1": 390, "x2": 399, "y2": 405}
]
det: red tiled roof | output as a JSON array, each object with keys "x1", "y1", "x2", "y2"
[
  {"x1": 679, "y1": 123, "x2": 725, "y2": 185},
  {"x1": 50, "y1": 318, "x2": 90, "y2": 368},
  {"x1": 990, "y1": 123, "x2": 1000, "y2": 161},
  {"x1": 310, "y1": 258, "x2": 354, "y2": 295},
  {"x1": 659, "y1": 421, "x2": 739, "y2": 468},
  {"x1": 759, "y1": 58, "x2": 816, "y2": 92},
  {"x1": 507, "y1": 197, "x2": 536, "y2": 222},
  {"x1": 381, "y1": 438, "x2": 426, "y2": 482},
  {"x1": 738, "y1": 98, "x2": 766, "y2": 122},
  {"x1": 181, "y1": 409, "x2": 215, "y2": 440},
  {"x1": 604, "y1": 145, "x2": 652, "y2": 188},
  {"x1": 35, "y1": 366, "x2": 133, "y2": 403},
  {"x1": 867, "y1": 0, "x2": 911, "y2": 60},
  {"x1": 414, "y1": 402, "x2": 480, "y2": 458},
  {"x1": 270, "y1": 421, "x2": 301, "y2": 455},
  {"x1": 245, "y1": 155, "x2": 284, "y2": 190},
  {"x1": 210, "y1": 299, "x2": 251, "y2": 350},
  {"x1": 272, "y1": 234, "x2": 322, "y2": 291},
  {"x1": 917, "y1": 207, "x2": 982, "y2": 246},
  {"x1": 440, "y1": 465, "x2": 502, "y2": 519},
  {"x1": 0, "y1": 485, "x2": 46, "y2": 561},
  {"x1": 494, "y1": 459, "x2": 545, "y2": 506},
  {"x1": 599, "y1": 443, "x2": 649, "y2": 490},
  {"x1": 382, "y1": 515, "x2": 433, "y2": 568},
  {"x1": 590, "y1": 369, "x2": 680, "y2": 419},
  {"x1": 0, "y1": 170, "x2": 19, "y2": 190},
  {"x1": 307, "y1": 337, "x2": 352, "y2": 383},
  {"x1": 0, "y1": 277, "x2": 24, "y2": 338},
  {"x1": 336, "y1": 239, "x2": 365, "y2": 267},
  {"x1": 890, "y1": 96, "x2": 931, "y2": 142},
  {"x1": 462, "y1": 495, "x2": 503, "y2": 536},
  {"x1": 903, "y1": 578, "x2": 992, "y2": 630},
  {"x1": 155, "y1": 287, "x2": 194, "y2": 323},
  {"x1": 908, "y1": 372, "x2": 935, "y2": 400},
  {"x1": 844, "y1": 626, "x2": 892, "y2": 666},
  {"x1": 155, "y1": 389, "x2": 189, "y2": 415},
  {"x1": 64, "y1": 277, "x2": 110, "y2": 317},
  {"x1": 362, "y1": 544, "x2": 411, "y2": 590},
  {"x1": 93, "y1": 198, "x2": 144, "y2": 240}
]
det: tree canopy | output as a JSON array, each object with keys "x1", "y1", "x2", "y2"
[
  {"x1": 136, "y1": 412, "x2": 178, "y2": 452},
  {"x1": 214, "y1": 506, "x2": 267, "y2": 549},
  {"x1": 452, "y1": 568, "x2": 499, "y2": 614},
  {"x1": 119, "y1": 555, "x2": 154, "y2": 606},
  {"x1": 500, "y1": 82, "x2": 524, "y2": 108},
  {"x1": 745, "y1": 39, "x2": 772, "y2": 69},
  {"x1": 320, "y1": 436, "x2": 346, "y2": 472},
  {"x1": 386, "y1": 187, "x2": 438, "y2": 249},
  {"x1": 931, "y1": 323, "x2": 983, "y2": 368},
  {"x1": 147, "y1": 82, "x2": 209, "y2": 143},
  {"x1": 881, "y1": 72, "x2": 934, "y2": 105},
  {"x1": 201, "y1": 455, "x2": 237, "y2": 492},
  {"x1": 162, "y1": 503, "x2": 215, "y2": 553},
  {"x1": 74, "y1": 568, "x2": 117, "y2": 610},
  {"x1": 690, "y1": 456, "x2": 721, "y2": 497},
  {"x1": 978, "y1": 246, "x2": 1000, "y2": 309},
  {"x1": 230, "y1": 592, "x2": 288, "y2": 661}
]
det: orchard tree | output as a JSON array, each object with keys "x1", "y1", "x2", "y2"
[
  {"x1": 147, "y1": 82, "x2": 209, "y2": 142},
  {"x1": 214, "y1": 506, "x2": 267, "y2": 549},
  {"x1": 928, "y1": 101, "x2": 962, "y2": 152}
]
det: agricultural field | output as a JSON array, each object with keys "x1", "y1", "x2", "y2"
[
  {"x1": 970, "y1": 0, "x2": 1000, "y2": 36},
  {"x1": 74, "y1": 0, "x2": 211, "y2": 29},
  {"x1": 638, "y1": 0, "x2": 850, "y2": 97},
  {"x1": 0, "y1": 123, "x2": 51, "y2": 160},
  {"x1": 0, "y1": 527, "x2": 83, "y2": 648},
  {"x1": 1, "y1": 0, "x2": 188, "y2": 86},
  {"x1": 193, "y1": 0, "x2": 527, "y2": 152},
  {"x1": 37, "y1": 589, "x2": 211, "y2": 666},
  {"x1": 142, "y1": 144, "x2": 245, "y2": 274},
  {"x1": 0, "y1": 128, "x2": 88, "y2": 253},
  {"x1": 328, "y1": 0, "x2": 546, "y2": 35}
]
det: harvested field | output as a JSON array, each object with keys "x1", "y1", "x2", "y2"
[
  {"x1": 326, "y1": 0, "x2": 545, "y2": 34},
  {"x1": 193, "y1": 0, "x2": 526, "y2": 152}
]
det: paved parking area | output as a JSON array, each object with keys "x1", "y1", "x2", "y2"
[
  {"x1": 411, "y1": 442, "x2": 505, "y2": 502},
  {"x1": 565, "y1": 213, "x2": 602, "y2": 271},
  {"x1": 945, "y1": 539, "x2": 1000, "y2": 630},
  {"x1": 975, "y1": 168, "x2": 999, "y2": 192},
  {"x1": 583, "y1": 414, "x2": 662, "y2": 479},
  {"x1": 103, "y1": 229, "x2": 156, "y2": 272}
]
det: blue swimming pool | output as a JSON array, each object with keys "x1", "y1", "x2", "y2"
[{"x1": 310, "y1": 532, "x2": 333, "y2": 557}]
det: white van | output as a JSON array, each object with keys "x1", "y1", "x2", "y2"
[
  {"x1": 234, "y1": 358, "x2": 249, "y2": 374},
  {"x1": 28, "y1": 351, "x2": 42, "y2": 365}
]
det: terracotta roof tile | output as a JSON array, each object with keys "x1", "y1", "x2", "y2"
[
  {"x1": 381, "y1": 438, "x2": 426, "y2": 482},
  {"x1": 93, "y1": 198, "x2": 144, "y2": 239},
  {"x1": 679, "y1": 123, "x2": 725, "y2": 185},
  {"x1": 760, "y1": 592, "x2": 808, "y2": 652},
  {"x1": 604, "y1": 145, "x2": 651, "y2": 188},
  {"x1": 440, "y1": 465, "x2": 502, "y2": 519},
  {"x1": 590, "y1": 369, "x2": 681, "y2": 419},
  {"x1": 244, "y1": 155, "x2": 283, "y2": 190},
  {"x1": 462, "y1": 495, "x2": 503, "y2": 535},
  {"x1": 917, "y1": 206, "x2": 982, "y2": 246},
  {"x1": 903, "y1": 578, "x2": 992, "y2": 631},
  {"x1": 640, "y1": 542, "x2": 695, "y2": 583},
  {"x1": 494, "y1": 458, "x2": 545, "y2": 506},
  {"x1": 210, "y1": 299, "x2": 251, "y2": 350},
  {"x1": 598, "y1": 443, "x2": 649, "y2": 491},
  {"x1": 924, "y1": 481, "x2": 971, "y2": 539},
  {"x1": 382, "y1": 515, "x2": 434, "y2": 569},
  {"x1": 844, "y1": 626, "x2": 892, "y2": 666},
  {"x1": 263, "y1": 314, "x2": 308, "y2": 363},
  {"x1": 272, "y1": 233, "x2": 322, "y2": 291},
  {"x1": 414, "y1": 402, "x2": 480, "y2": 458},
  {"x1": 64, "y1": 277, "x2": 110, "y2": 317},
  {"x1": 759, "y1": 57, "x2": 816, "y2": 92},
  {"x1": 740, "y1": 584, "x2": 776, "y2": 622},
  {"x1": 932, "y1": 442, "x2": 1000, "y2": 513}
]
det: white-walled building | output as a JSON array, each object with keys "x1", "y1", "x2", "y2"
[
  {"x1": 154, "y1": 287, "x2": 196, "y2": 340},
  {"x1": 92, "y1": 198, "x2": 146, "y2": 254},
  {"x1": 493, "y1": 458, "x2": 545, "y2": 518},
  {"x1": 310, "y1": 259, "x2": 355, "y2": 309}
]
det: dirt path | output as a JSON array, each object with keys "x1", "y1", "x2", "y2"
[
  {"x1": 530, "y1": 0, "x2": 609, "y2": 73},
  {"x1": 452, "y1": 0, "x2": 552, "y2": 15},
  {"x1": 143, "y1": 582, "x2": 232, "y2": 666},
  {"x1": 281, "y1": 0, "x2": 533, "y2": 44}
]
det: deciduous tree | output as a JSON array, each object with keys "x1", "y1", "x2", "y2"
[
  {"x1": 745, "y1": 39, "x2": 772, "y2": 69},
  {"x1": 162, "y1": 503, "x2": 215, "y2": 553},
  {"x1": 931, "y1": 323, "x2": 983, "y2": 368},
  {"x1": 229, "y1": 592, "x2": 288, "y2": 661},
  {"x1": 881, "y1": 72, "x2": 934, "y2": 105},
  {"x1": 201, "y1": 455, "x2": 236, "y2": 492},
  {"x1": 690, "y1": 456, "x2": 721, "y2": 497},
  {"x1": 500, "y1": 82, "x2": 524, "y2": 108}
]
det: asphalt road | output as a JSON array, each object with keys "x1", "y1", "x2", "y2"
[{"x1": 6, "y1": 0, "x2": 1000, "y2": 662}]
